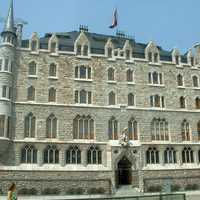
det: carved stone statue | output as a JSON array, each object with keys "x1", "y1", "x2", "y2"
[{"x1": 119, "y1": 127, "x2": 130, "y2": 147}]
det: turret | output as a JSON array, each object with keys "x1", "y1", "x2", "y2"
[
  {"x1": 1, "y1": 0, "x2": 17, "y2": 46},
  {"x1": 0, "y1": 0, "x2": 16, "y2": 145}
]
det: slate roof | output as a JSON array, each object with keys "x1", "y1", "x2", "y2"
[{"x1": 21, "y1": 30, "x2": 188, "y2": 63}]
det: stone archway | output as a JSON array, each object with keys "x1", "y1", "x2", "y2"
[{"x1": 117, "y1": 156, "x2": 132, "y2": 185}]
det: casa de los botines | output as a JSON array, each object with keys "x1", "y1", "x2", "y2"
[{"x1": 1, "y1": 0, "x2": 200, "y2": 195}]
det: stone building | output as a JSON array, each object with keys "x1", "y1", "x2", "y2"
[{"x1": 1, "y1": 0, "x2": 200, "y2": 195}]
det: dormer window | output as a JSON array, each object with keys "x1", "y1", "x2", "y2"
[
  {"x1": 50, "y1": 42, "x2": 56, "y2": 53},
  {"x1": 125, "y1": 49, "x2": 131, "y2": 60},
  {"x1": 145, "y1": 42, "x2": 160, "y2": 63},
  {"x1": 175, "y1": 55, "x2": 179, "y2": 65},
  {"x1": 154, "y1": 53, "x2": 158, "y2": 63},
  {"x1": 191, "y1": 57, "x2": 194, "y2": 66},
  {"x1": 77, "y1": 45, "x2": 82, "y2": 55},
  {"x1": 83, "y1": 45, "x2": 88, "y2": 56},
  {"x1": 107, "y1": 47, "x2": 113, "y2": 58},
  {"x1": 74, "y1": 32, "x2": 90, "y2": 57},
  {"x1": 31, "y1": 40, "x2": 37, "y2": 51},
  {"x1": 148, "y1": 52, "x2": 152, "y2": 62}
]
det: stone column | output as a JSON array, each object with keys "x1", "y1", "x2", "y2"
[
  {"x1": 15, "y1": 144, "x2": 21, "y2": 166},
  {"x1": 59, "y1": 147, "x2": 65, "y2": 167},
  {"x1": 176, "y1": 147, "x2": 182, "y2": 166},
  {"x1": 37, "y1": 146, "x2": 43, "y2": 166},
  {"x1": 159, "y1": 146, "x2": 165, "y2": 166},
  {"x1": 193, "y1": 147, "x2": 199, "y2": 165},
  {"x1": 82, "y1": 147, "x2": 87, "y2": 166}
]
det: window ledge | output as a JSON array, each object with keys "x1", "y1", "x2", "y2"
[
  {"x1": 28, "y1": 75, "x2": 38, "y2": 79},
  {"x1": 107, "y1": 58, "x2": 116, "y2": 62},
  {"x1": 191, "y1": 66, "x2": 198, "y2": 70},
  {"x1": 0, "y1": 98, "x2": 11, "y2": 102},
  {"x1": 0, "y1": 71, "x2": 12, "y2": 75},
  {"x1": 177, "y1": 86, "x2": 186, "y2": 89},
  {"x1": 0, "y1": 137, "x2": 10, "y2": 141},
  {"x1": 76, "y1": 55, "x2": 91, "y2": 59},
  {"x1": 74, "y1": 78, "x2": 93, "y2": 82},
  {"x1": 149, "y1": 107, "x2": 166, "y2": 110},
  {"x1": 125, "y1": 60, "x2": 134, "y2": 64},
  {"x1": 48, "y1": 76, "x2": 58, "y2": 80},
  {"x1": 107, "y1": 80, "x2": 117, "y2": 84},
  {"x1": 127, "y1": 105, "x2": 136, "y2": 108},
  {"x1": 30, "y1": 51, "x2": 39, "y2": 55},
  {"x1": 75, "y1": 103, "x2": 92, "y2": 106},
  {"x1": 148, "y1": 84, "x2": 165, "y2": 87},
  {"x1": 148, "y1": 62, "x2": 162, "y2": 66},
  {"x1": 192, "y1": 87, "x2": 200, "y2": 90},
  {"x1": 176, "y1": 65, "x2": 183, "y2": 68},
  {"x1": 127, "y1": 82, "x2": 135, "y2": 85},
  {"x1": 1, "y1": 42, "x2": 15, "y2": 48},
  {"x1": 27, "y1": 100, "x2": 36, "y2": 103},
  {"x1": 49, "y1": 53, "x2": 59, "y2": 57}
]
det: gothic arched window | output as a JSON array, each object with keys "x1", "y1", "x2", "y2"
[
  {"x1": 43, "y1": 145, "x2": 59, "y2": 164},
  {"x1": 24, "y1": 113, "x2": 36, "y2": 138},
  {"x1": 195, "y1": 97, "x2": 200, "y2": 109},
  {"x1": 164, "y1": 147, "x2": 176, "y2": 164},
  {"x1": 182, "y1": 147, "x2": 194, "y2": 163},
  {"x1": 27, "y1": 86, "x2": 35, "y2": 101},
  {"x1": 109, "y1": 91, "x2": 116, "y2": 105},
  {"x1": 21, "y1": 145, "x2": 37, "y2": 164},
  {"x1": 46, "y1": 114, "x2": 57, "y2": 138},
  {"x1": 181, "y1": 119, "x2": 190, "y2": 141},
  {"x1": 180, "y1": 96, "x2": 186, "y2": 108},
  {"x1": 49, "y1": 63, "x2": 57, "y2": 77},
  {"x1": 193, "y1": 76, "x2": 199, "y2": 88},
  {"x1": 0, "y1": 115, "x2": 5, "y2": 137},
  {"x1": 152, "y1": 72, "x2": 159, "y2": 84},
  {"x1": 151, "y1": 118, "x2": 169, "y2": 141},
  {"x1": 28, "y1": 61, "x2": 37, "y2": 76},
  {"x1": 73, "y1": 115, "x2": 94, "y2": 139},
  {"x1": 128, "y1": 118, "x2": 138, "y2": 140},
  {"x1": 87, "y1": 146, "x2": 102, "y2": 164},
  {"x1": 177, "y1": 74, "x2": 183, "y2": 86},
  {"x1": 108, "y1": 68, "x2": 115, "y2": 81},
  {"x1": 197, "y1": 121, "x2": 200, "y2": 141},
  {"x1": 146, "y1": 147, "x2": 159, "y2": 164},
  {"x1": 127, "y1": 69, "x2": 133, "y2": 82},
  {"x1": 48, "y1": 88, "x2": 56, "y2": 102},
  {"x1": 108, "y1": 117, "x2": 118, "y2": 140},
  {"x1": 128, "y1": 93, "x2": 135, "y2": 106},
  {"x1": 66, "y1": 146, "x2": 81, "y2": 164}
]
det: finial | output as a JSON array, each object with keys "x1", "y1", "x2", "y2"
[{"x1": 4, "y1": 0, "x2": 15, "y2": 33}]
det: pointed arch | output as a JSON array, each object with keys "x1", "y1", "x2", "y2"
[
  {"x1": 109, "y1": 91, "x2": 116, "y2": 105},
  {"x1": 27, "y1": 86, "x2": 35, "y2": 101},
  {"x1": 123, "y1": 40, "x2": 133, "y2": 60},
  {"x1": 28, "y1": 61, "x2": 37, "y2": 76},
  {"x1": 74, "y1": 32, "x2": 90, "y2": 56},
  {"x1": 24, "y1": 113, "x2": 36, "y2": 138},
  {"x1": 145, "y1": 41, "x2": 160, "y2": 63},
  {"x1": 172, "y1": 49, "x2": 180, "y2": 65},
  {"x1": 105, "y1": 38, "x2": 114, "y2": 58},
  {"x1": 21, "y1": 145, "x2": 37, "y2": 164},
  {"x1": 87, "y1": 146, "x2": 102, "y2": 164},
  {"x1": 181, "y1": 119, "x2": 190, "y2": 141},
  {"x1": 128, "y1": 118, "x2": 138, "y2": 140},
  {"x1": 48, "y1": 87, "x2": 56, "y2": 102},
  {"x1": 48, "y1": 34, "x2": 59, "y2": 53},
  {"x1": 108, "y1": 116, "x2": 118, "y2": 140},
  {"x1": 46, "y1": 114, "x2": 57, "y2": 138},
  {"x1": 29, "y1": 32, "x2": 39, "y2": 52}
]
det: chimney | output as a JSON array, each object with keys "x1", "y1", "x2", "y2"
[{"x1": 16, "y1": 23, "x2": 23, "y2": 47}]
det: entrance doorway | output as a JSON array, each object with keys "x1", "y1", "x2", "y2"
[{"x1": 117, "y1": 156, "x2": 132, "y2": 185}]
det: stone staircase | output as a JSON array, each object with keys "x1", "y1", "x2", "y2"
[{"x1": 113, "y1": 185, "x2": 141, "y2": 197}]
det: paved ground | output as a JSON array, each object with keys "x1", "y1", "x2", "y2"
[{"x1": 0, "y1": 189, "x2": 200, "y2": 200}]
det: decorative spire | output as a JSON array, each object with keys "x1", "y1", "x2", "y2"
[{"x1": 4, "y1": 0, "x2": 15, "y2": 33}]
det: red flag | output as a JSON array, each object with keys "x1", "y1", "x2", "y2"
[{"x1": 109, "y1": 9, "x2": 118, "y2": 29}]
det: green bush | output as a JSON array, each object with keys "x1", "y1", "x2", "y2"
[
  {"x1": 147, "y1": 185, "x2": 162, "y2": 193},
  {"x1": 185, "y1": 184, "x2": 199, "y2": 191},
  {"x1": 42, "y1": 188, "x2": 60, "y2": 195}
]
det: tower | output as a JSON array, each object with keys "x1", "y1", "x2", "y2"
[{"x1": 0, "y1": 0, "x2": 17, "y2": 164}]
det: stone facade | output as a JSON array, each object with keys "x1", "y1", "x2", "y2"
[{"x1": 1, "y1": 0, "x2": 200, "y2": 195}]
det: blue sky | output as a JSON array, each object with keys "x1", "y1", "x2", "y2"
[{"x1": 0, "y1": 0, "x2": 199, "y2": 53}]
